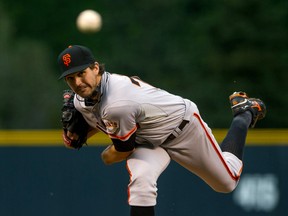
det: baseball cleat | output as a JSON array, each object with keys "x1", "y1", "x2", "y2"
[{"x1": 229, "y1": 91, "x2": 266, "y2": 128}]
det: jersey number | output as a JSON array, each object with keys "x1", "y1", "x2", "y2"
[{"x1": 129, "y1": 76, "x2": 141, "y2": 87}]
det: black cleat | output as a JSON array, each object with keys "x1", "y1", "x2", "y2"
[{"x1": 229, "y1": 91, "x2": 266, "y2": 128}]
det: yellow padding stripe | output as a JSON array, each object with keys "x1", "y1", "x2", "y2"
[
  {"x1": 212, "y1": 129, "x2": 288, "y2": 146},
  {"x1": 0, "y1": 129, "x2": 287, "y2": 147},
  {"x1": 0, "y1": 130, "x2": 109, "y2": 146}
]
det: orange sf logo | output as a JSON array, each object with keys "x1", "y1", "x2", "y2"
[{"x1": 62, "y1": 54, "x2": 71, "y2": 66}]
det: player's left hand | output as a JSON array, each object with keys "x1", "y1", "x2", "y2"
[{"x1": 101, "y1": 144, "x2": 135, "y2": 165}]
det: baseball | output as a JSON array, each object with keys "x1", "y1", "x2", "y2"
[{"x1": 76, "y1": 10, "x2": 102, "y2": 33}]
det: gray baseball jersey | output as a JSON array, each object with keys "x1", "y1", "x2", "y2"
[
  {"x1": 74, "y1": 72, "x2": 186, "y2": 146},
  {"x1": 74, "y1": 72, "x2": 243, "y2": 206}
]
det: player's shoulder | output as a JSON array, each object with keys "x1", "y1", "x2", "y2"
[
  {"x1": 109, "y1": 72, "x2": 132, "y2": 82},
  {"x1": 105, "y1": 73, "x2": 137, "y2": 91},
  {"x1": 108, "y1": 73, "x2": 151, "y2": 89}
]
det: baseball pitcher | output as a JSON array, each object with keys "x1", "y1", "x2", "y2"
[{"x1": 57, "y1": 45, "x2": 266, "y2": 216}]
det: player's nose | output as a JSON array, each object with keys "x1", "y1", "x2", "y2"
[{"x1": 74, "y1": 76, "x2": 83, "y2": 86}]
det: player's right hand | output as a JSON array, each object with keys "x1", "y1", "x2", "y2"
[{"x1": 62, "y1": 130, "x2": 80, "y2": 149}]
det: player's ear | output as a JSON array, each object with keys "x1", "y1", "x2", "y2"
[
  {"x1": 94, "y1": 62, "x2": 100, "y2": 75},
  {"x1": 95, "y1": 62, "x2": 99, "y2": 68}
]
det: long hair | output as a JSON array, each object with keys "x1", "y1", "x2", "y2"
[{"x1": 89, "y1": 62, "x2": 105, "y2": 75}]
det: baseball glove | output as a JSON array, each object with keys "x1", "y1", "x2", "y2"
[{"x1": 61, "y1": 90, "x2": 89, "y2": 149}]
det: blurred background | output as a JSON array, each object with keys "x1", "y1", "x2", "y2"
[
  {"x1": 0, "y1": 0, "x2": 287, "y2": 129},
  {"x1": 0, "y1": 0, "x2": 287, "y2": 216}
]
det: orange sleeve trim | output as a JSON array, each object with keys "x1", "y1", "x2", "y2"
[
  {"x1": 109, "y1": 126, "x2": 138, "y2": 141},
  {"x1": 193, "y1": 113, "x2": 241, "y2": 182}
]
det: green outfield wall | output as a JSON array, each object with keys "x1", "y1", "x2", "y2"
[{"x1": 0, "y1": 130, "x2": 287, "y2": 216}]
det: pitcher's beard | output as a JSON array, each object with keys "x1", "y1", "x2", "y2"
[
  {"x1": 90, "y1": 89, "x2": 98, "y2": 99},
  {"x1": 87, "y1": 84, "x2": 101, "y2": 101}
]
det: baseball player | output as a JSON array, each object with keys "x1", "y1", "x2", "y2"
[{"x1": 57, "y1": 45, "x2": 266, "y2": 216}]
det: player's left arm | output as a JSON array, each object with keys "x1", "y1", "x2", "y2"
[
  {"x1": 101, "y1": 130, "x2": 137, "y2": 165},
  {"x1": 101, "y1": 100, "x2": 140, "y2": 165},
  {"x1": 101, "y1": 144, "x2": 134, "y2": 165}
]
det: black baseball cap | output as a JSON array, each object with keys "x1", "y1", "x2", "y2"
[{"x1": 57, "y1": 45, "x2": 96, "y2": 79}]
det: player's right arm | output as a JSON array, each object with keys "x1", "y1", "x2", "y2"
[
  {"x1": 63, "y1": 127, "x2": 99, "y2": 148},
  {"x1": 65, "y1": 127, "x2": 99, "y2": 141}
]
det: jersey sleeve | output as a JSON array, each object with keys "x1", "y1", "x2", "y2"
[
  {"x1": 102, "y1": 101, "x2": 140, "y2": 152},
  {"x1": 111, "y1": 133, "x2": 136, "y2": 152}
]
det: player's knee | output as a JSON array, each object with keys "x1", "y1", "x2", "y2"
[
  {"x1": 214, "y1": 186, "x2": 235, "y2": 193},
  {"x1": 212, "y1": 180, "x2": 237, "y2": 193}
]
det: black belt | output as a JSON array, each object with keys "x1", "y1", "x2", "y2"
[{"x1": 164, "y1": 120, "x2": 189, "y2": 143}]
